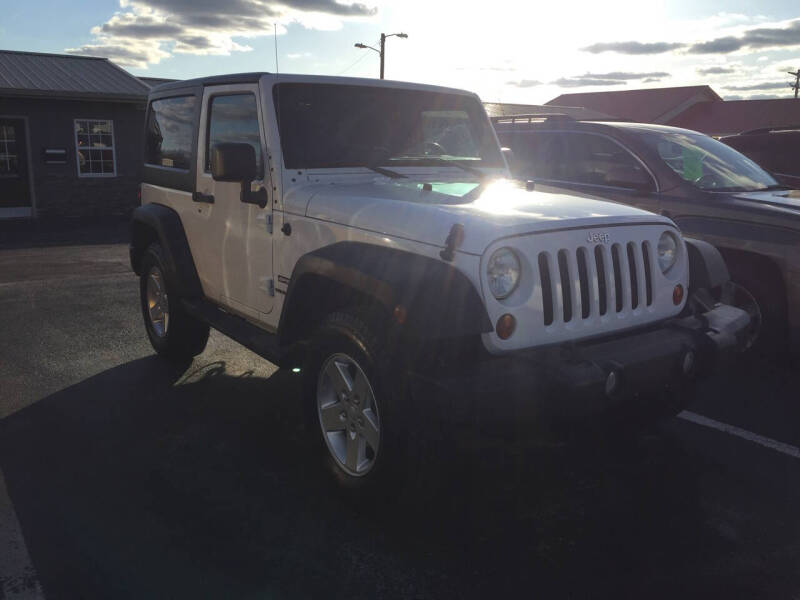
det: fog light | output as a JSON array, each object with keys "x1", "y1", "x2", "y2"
[
  {"x1": 681, "y1": 350, "x2": 696, "y2": 376},
  {"x1": 605, "y1": 370, "x2": 620, "y2": 397},
  {"x1": 673, "y1": 284, "x2": 684, "y2": 305},
  {"x1": 495, "y1": 313, "x2": 516, "y2": 340}
]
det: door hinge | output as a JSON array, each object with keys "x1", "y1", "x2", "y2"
[
  {"x1": 267, "y1": 214, "x2": 273, "y2": 234},
  {"x1": 259, "y1": 277, "x2": 275, "y2": 297}
]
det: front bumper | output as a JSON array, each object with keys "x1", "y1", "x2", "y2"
[{"x1": 411, "y1": 302, "x2": 750, "y2": 424}]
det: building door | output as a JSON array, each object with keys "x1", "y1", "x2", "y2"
[{"x1": 0, "y1": 118, "x2": 32, "y2": 218}]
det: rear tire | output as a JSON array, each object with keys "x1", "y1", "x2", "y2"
[{"x1": 139, "y1": 243, "x2": 209, "y2": 361}]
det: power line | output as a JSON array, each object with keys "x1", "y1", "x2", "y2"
[
  {"x1": 337, "y1": 51, "x2": 370, "y2": 75},
  {"x1": 338, "y1": 38, "x2": 381, "y2": 75}
]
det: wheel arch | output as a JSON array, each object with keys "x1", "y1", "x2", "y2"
[
  {"x1": 717, "y1": 246, "x2": 788, "y2": 306},
  {"x1": 278, "y1": 242, "x2": 492, "y2": 348},
  {"x1": 130, "y1": 203, "x2": 203, "y2": 299}
]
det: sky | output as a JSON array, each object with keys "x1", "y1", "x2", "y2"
[{"x1": 1, "y1": 0, "x2": 799, "y2": 104}]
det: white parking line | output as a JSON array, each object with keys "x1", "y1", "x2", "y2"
[
  {"x1": 678, "y1": 410, "x2": 800, "y2": 460},
  {"x1": 0, "y1": 467, "x2": 44, "y2": 599}
]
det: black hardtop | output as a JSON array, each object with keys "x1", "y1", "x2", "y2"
[{"x1": 149, "y1": 72, "x2": 270, "y2": 97}]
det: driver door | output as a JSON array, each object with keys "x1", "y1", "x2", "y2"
[{"x1": 195, "y1": 85, "x2": 275, "y2": 319}]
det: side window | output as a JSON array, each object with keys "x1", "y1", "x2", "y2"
[
  {"x1": 509, "y1": 132, "x2": 568, "y2": 180},
  {"x1": 145, "y1": 95, "x2": 196, "y2": 170},
  {"x1": 565, "y1": 133, "x2": 652, "y2": 189},
  {"x1": 206, "y1": 94, "x2": 262, "y2": 174}
]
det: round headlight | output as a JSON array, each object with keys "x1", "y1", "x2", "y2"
[
  {"x1": 487, "y1": 247, "x2": 521, "y2": 299},
  {"x1": 657, "y1": 231, "x2": 679, "y2": 273}
]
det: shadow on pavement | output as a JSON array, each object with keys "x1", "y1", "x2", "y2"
[{"x1": 0, "y1": 356, "x2": 762, "y2": 599}]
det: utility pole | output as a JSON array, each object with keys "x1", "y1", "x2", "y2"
[
  {"x1": 355, "y1": 32, "x2": 408, "y2": 79},
  {"x1": 379, "y1": 33, "x2": 386, "y2": 80},
  {"x1": 790, "y1": 69, "x2": 800, "y2": 99}
]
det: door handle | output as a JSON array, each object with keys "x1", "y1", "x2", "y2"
[{"x1": 192, "y1": 191, "x2": 215, "y2": 204}]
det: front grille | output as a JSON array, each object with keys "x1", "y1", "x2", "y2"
[{"x1": 537, "y1": 241, "x2": 653, "y2": 326}]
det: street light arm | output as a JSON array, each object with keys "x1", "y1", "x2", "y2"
[{"x1": 354, "y1": 42, "x2": 380, "y2": 54}]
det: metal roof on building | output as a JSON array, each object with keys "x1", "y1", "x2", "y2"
[
  {"x1": 546, "y1": 86, "x2": 723, "y2": 124},
  {"x1": 667, "y1": 97, "x2": 800, "y2": 137},
  {"x1": 138, "y1": 76, "x2": 179, "y2": 88},
  {"x1": 0, "y1": 49, "x2": 149, "y2": 102}
]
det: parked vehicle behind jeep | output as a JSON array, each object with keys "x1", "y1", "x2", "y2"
[
  {"x1": 130, "y1": 75, "x2": 750, "y2": 494},
  {"x1": 494, "y1": 115, "x2": 800, "y2": 357}
]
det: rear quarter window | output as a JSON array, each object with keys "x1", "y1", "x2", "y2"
[{"x1": 145, "y1": 96, "x2": 196, "y2": 170}]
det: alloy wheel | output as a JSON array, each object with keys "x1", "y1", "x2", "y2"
[
  {"x1": 316, "y1": 353, "x2": 381, "y2": 477},
  {"x1": 146, "y1": 266, "x2": 169, "y2": 338}
]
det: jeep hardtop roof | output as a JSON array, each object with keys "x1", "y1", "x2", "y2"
[{"x1": 148, "y1": 72, "x2": 478, "y2": 99}]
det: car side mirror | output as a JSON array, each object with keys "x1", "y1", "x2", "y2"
[
  {"x1": 210, "y1": 143, "x2": 268, "y2": 208},
  {"x1": 604, "y1": 165, "x2": 653, "y2": 192},
  {"x1": 211, "y1": 143, "x2": 257, "y2": 182}
]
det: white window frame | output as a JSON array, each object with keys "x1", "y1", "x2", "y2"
[
  {"x1": 74, "y1": 119, "x2": 117, "y2": 178},
  {"x1": 0, "y1": 122, "x2": 20, "y2": 178}
]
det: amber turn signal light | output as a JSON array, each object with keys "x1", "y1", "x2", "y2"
[
  {"x1": 673, "y1": 284, "x2": 684, "y2": 305},
  {"x1": 496, "y1": 313, "x2": 516, "y2": 340}
]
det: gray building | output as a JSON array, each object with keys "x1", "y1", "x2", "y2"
[{"x1": 0, "y1": 50, "x2": 149, "y2": 220}]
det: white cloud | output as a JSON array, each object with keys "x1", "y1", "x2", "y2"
[{"x1": 66, "y1": 0, "x2": 377, "y2": 67}]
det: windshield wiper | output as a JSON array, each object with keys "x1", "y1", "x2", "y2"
[
  {"x1": 365, "y1": 164, "x2": 407, "y2": 179},
  {"x1": 393, "y1": 156, "x2": 485, "y2": 177}
]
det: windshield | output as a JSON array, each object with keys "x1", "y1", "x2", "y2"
[
  {"x1": 638, "y1": 129, "x2": 779, "y2": 192},
  {"x1": 273, "y1": 83, "x2": 504, "y2": 170}
]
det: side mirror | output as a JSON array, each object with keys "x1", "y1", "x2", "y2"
[
  {"x1": 210, "y1": 143, "x2": 267, "y2": 208},
  {"x1": 211, "y1": 142, "x2": 258, "y2": 182},
  {"x1": 604, "y1": 165, "x2": 653, "y2": 192}
]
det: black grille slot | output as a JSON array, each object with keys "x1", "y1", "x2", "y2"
[
  {"x1": 538, "y1": 253, "x2": 554, "y2": 326},
  {"x1": 642, "y1": 242, "x2": 653, "y2": 306},
  {"x1": 627, "y1": 242, "x2": 639, "y2": 309},
  {"x1": 594, "y1": 245, "x2": 607, "y2": 316},
  {"x1": 557, "y1": 250, "x2": 572, "y2": 322},
  {"x1": 577, "y1": 247, "x2": 591, "y2": 318},
  {"x1": 611, "y1": 244, "x2": 623, "y2": 312}
]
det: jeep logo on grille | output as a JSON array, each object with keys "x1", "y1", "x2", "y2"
[{"x1": 586, "y1": 232, "x2": 610, "y2": 244}]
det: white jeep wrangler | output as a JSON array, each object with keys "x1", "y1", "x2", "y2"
[{"x1": 131, "y1": 73, "x2": 749, "y2": 490}]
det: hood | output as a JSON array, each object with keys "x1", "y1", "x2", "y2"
[
  {"x1": 292, "y1": 177, "x2": 671, "y2": 255},
  {"x1": 732, "y1": 188, "x2": 800, "y2": 213}
]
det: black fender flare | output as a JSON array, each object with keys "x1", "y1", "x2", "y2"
[
  {"x1": 684, "y1": 237, "x2": 729, "y2": 293},
  {"x1": 130, "y1": 203, "x2": 203, "y2": 299},
  {"x1": 278, "y1": 242, "x2": 492, "y2": 345}
]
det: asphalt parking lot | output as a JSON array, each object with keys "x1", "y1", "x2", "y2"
[{"x1": 1, "y1": 234, "x2": 800, "y2": 599}]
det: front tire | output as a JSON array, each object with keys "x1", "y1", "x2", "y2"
[
  {"x1": 139, "y1": 243, "x2": 209, "y2": 361},
  {"x1": 303, "y1": 311, "x2": 407, "y2": 496}
]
